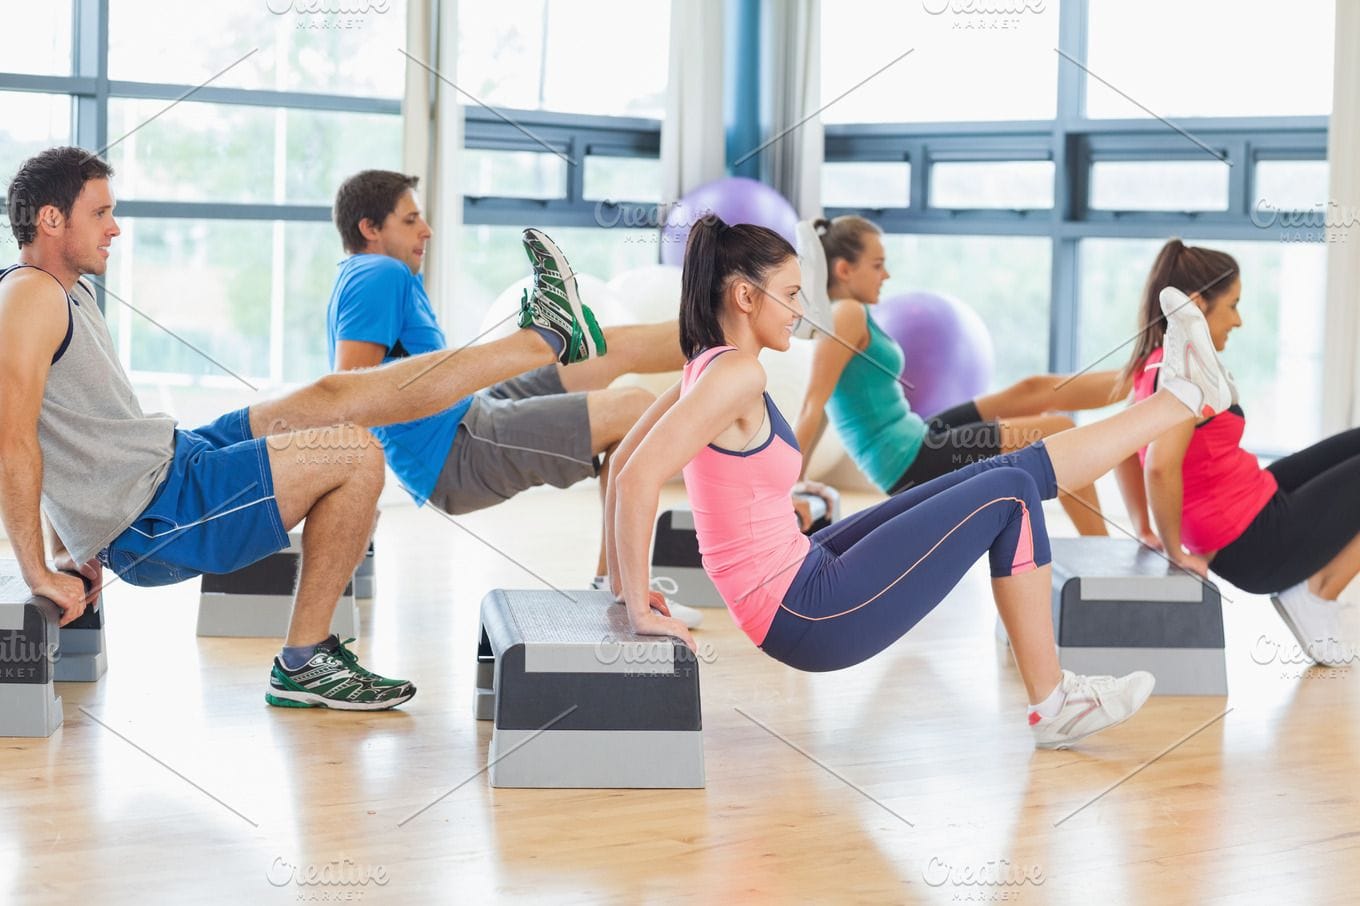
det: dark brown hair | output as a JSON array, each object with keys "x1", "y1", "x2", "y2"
[
  {"x1": 814, "y1": 214, "x2": 880, "y2": 289},
  {"x1": 333, "y1": 169, "x2": 419, "y2": 254},
  {"x1": 6, "y1": 146, "x2": 114, "y2": 247},
  {"x1": 679, "y1": 215, "x2": 797, "y2": 358},
  {"x1": 1120, "y1": 238, "x2": 1239, "y2": 387}
]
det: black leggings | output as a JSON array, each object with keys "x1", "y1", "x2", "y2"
[
  {"x1": 888, "y1": 400, "x2": 1004, "y2": 493},
  {"x1": 1211, "y1": 426, "x2": 1360, "y2": 594}
]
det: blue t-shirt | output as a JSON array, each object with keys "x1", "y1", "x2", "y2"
[{"x1": 326, "y1": 254, "x2": 472, "y2": 504}]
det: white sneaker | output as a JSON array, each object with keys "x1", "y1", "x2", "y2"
[
  {"x1": 793, "y1": 220, "x2": 834, "y2": 340},
  {"x1": 1152, "y1": 287, "x2": 1234, "y2": 418},
  {"x1": 649, "y1": 575, "x2": 704, "y2": 630},
  {"x1": 1270, "y1": 582, "x2": 1352, "y2": 667},
  {"x1": 591, "y1": 575, "x2": 704, "y2": 630},
  {"x1": 1030, "y1": 669, "x2": 1156, "y2": 749}
]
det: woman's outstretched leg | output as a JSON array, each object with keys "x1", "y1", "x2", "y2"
[
  {"x1": 1042, "y1": 389, "x2": 1197, "y2": 491},
  {"x1": 1040, "y1": 283, "x2": 1236, "y2": 492}
]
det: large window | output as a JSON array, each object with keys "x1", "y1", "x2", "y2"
[
  {"x1": 458, "y1": 1, "x2": 672, "y2": 326},
  {"x1": 820, "y1": 0, "x2": 1335, "y2": 453},
  {"x1": 878, "y1": 235, "x2": 1051, "y2": 392},
  {"x1": 457, "y1": 1, "x2": 670, "y2": 119},
  {"x1": 108, "y1": 1, "x2": 408, "y2": 98},
  {"x1": 0, "y1": 93, "x2": 71, "y2": 195},
  {"x1": 0, "y1": 0, "x2": 405, "y2": 427},
  {"x1": 820, "y1": 0, "x2": 1060, "y2": 124},
  {"x1": 1085, "y1": 1, "x2": 1334, "y2": 119}
]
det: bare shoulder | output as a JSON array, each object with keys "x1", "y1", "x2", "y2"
[
  {"x1": 831, "y1": 299, "x2": 868, "y2": 342},
  {"x1": 0, "y1": 268, "x2": 71, "y2": 352},
  {"x1": 697, "y1": 349, "x2": 767, "y2": 397},
  {"x1": 0, "y1": 267, "x2": 67, "y2": 320}
]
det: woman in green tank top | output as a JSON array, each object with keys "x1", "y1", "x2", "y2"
[{"x1": 793, "y1": 215, "x2": 1126, "y2": 537}]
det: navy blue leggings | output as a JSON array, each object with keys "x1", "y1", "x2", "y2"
[{"x1": 761, "y1": 443, "x2": 1057, "y2": 672}]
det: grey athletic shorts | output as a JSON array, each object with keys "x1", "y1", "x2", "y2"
[{"x1": 427, "y1": 365, "x2": 598, "y2": 515}]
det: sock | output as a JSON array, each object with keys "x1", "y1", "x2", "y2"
[
  {"x1": 280, "y1": 642, "x2": 320, "y2": 670},
  {"x1": 1028, "y1": 679, "x2": 1066, "y2": 721},
  {"x1": 591, "y1": 574, "x2": 608, "y2": 589},
  {"x1": 1160, "y1": 376, "x2": 1205, "y2": 416},
  {"x1": 529, "y1": 324, "x2": 564, "y2": 356}
]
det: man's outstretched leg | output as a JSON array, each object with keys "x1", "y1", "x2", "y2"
[
  {"x1": 558, "y1": 320, "x2": 684, "y2": 393},
  {"x1": 251, "y1": 257, "x2": 608, "y2": 438}
]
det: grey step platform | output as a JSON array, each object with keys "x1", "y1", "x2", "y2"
[
  {"x1": 652, "y1": 491, "x2": 840, "y2": 609},
  {"x1": 54, "y1": 582, "x2": 107, "y2": 682},
  {"x1": 476, "y1": 588, "x2": 704, "y2": 789},
  {"x1": 1, "y1": 565, "x2": 64, "y2": 737},
  {"x1": 1000, "y1": 538, "x2": 1227, "y2": 695},
  {"x1": 197, "y1": 533, "x2": 359, "y2": 639}
]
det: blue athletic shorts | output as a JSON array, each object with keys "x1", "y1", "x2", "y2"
[{"x1": 98, "y1": 407, "x2": 289, "y2": 587}]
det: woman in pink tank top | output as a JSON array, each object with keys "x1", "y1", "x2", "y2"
[
  {"x1": 600, "y1": 214, "x2": 1238, "y2": 749},
  {"x1": 1117, "y1": 239, "x2": 1360, "y2": 666}
]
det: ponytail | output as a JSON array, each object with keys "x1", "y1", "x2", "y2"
[
  {"x1": 678, "y1": 215, "x2": 796, "y2": 359},
  {"x1": 1119, "y1": 238, "x2": 1239, "y2": 388},
  {"x1": 816, "y1": 215, "x2": 881, "y2": 292}
]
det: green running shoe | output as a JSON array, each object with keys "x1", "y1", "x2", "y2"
[
  {"x1": 518, "y1": 227, "x2": 607, "y2": 365},
  {"x1": 265, "y1": 635, "x2": 416, "y2": 711}
]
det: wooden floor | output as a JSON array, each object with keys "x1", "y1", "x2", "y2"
[{"x1": 2, "y1": 478, "x2": 1358, "y2": 904}]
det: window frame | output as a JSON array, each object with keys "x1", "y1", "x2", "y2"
[{"x1": 821, "y1": 0, "x2": 1331, "y2": 377}]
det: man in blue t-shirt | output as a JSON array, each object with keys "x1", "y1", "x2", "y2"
[{"x1": 325, "y1": 170, "x2": 702, "y2": 628}]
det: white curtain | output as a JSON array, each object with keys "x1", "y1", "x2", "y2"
[
  {"x1": 660, "y1": 0, "x2": 728, "y2": 205},
  {"x1": 1322, "y1": 0, "x2": 1360, "y2": 433},
  {"x1": 760, "y1": 0, "x2": 822, "y2": 218},
  {"x1": 406, "y1": 0, "x2": 464, "y2": 332}
]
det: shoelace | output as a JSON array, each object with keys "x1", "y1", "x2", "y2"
[
  {"x1": 522, "y1": 242, "x2": 576, "y2": 280},
  {"x1": 650, "y1": 576, "x2": 679, "y2": 599},
  {"x1": 329, "y1": 637, "x2": 376, "y2": 679},
  {"x1": 1066, "y1": 673, "x2": 1118, "y2": 705}
]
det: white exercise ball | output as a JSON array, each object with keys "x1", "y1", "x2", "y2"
[{"x1": 604, "y1": 264, "x2": 683, "y2": 325}]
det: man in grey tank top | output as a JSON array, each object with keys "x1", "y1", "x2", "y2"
[{"x1": 1, "y1": 147, "x2": 608, "y2": 711}]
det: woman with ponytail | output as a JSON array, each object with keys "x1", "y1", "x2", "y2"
[
  {"x1": 794, "y1": 215, "x2": 1127, "y2": 537},
  {"x1": 1122, "y1": 238, "x2": 1360, "y2": 667},
  {"x1": 603, "y1": 214, "x2": 1237, "y2": 750}
]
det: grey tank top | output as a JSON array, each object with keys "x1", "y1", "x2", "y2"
[{"x1": 1, "y1": 266, "x2": 177, "y2": 563}]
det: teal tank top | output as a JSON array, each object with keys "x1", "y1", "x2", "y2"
[{"x1": 825, "y1": 304, "x2": 926, "y2": 491}]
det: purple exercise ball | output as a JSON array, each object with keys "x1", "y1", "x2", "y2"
[
  {"x1": 872, "y1": 291, "x2": 995, "y2": 418},
  {"x1": 660, "y1": 177, "x2": 799, "y2": 266}
]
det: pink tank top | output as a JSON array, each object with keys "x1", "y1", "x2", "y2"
[
  {"x1": 1133, "y1": 348, "x2": 1277, "y2": 553},
  {"x1": 679, "y1": 347, "x2": 811, "y2": 645}
]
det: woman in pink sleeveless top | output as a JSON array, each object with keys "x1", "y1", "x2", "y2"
[
  {"x1": 1118, "y1": 239, "x2": 1360, "y2": 666},
  {"x1": 599, "y1": 214, "x2": 1236, "y2": 750}
]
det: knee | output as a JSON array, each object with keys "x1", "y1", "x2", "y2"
[
  {"x1": 321, "y1": 424, "x2": 384, "y2": 493},
  {"x1": 593, "y1": 386, "x2": 655, "y2": 436},
  {"x1": 1017, "y1": 374, "x2": 1052, "y2": 397},
  {"x1": 616, "y1": 385, "x2": 656, "y2": 419},
  {"x1": 990, "y1": 465, "x2": 1041, "y2": 503},
  {"x1": 312, "y1": 372, "x2": 352, "y2": 416}
]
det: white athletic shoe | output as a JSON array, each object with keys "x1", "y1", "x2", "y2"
[
  {"x1": 648, "y1": 575, "x2": 704, "y2": 630},
  {"x1": 1151, "y1": 287, "x2": 1234, "y2": 418},
  {"x1": 591, "y1": 575, "x2": 704, "y2": 630},
  {"x1": 1030, "y1": 669, "x2": 1156, "y2": 749},
  {"x1": 793, "y1": 220, "x2": 834, "y2": 340},
  {"x1": 1270, "y1": 582, "x2": 1353, "y2": 668}
]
